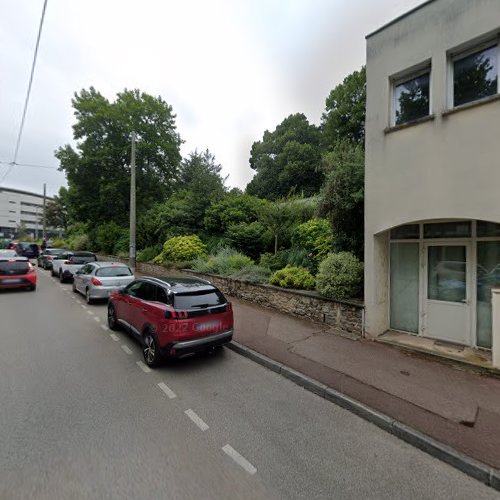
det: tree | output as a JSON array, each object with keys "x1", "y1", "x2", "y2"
[
  {"x1": 56, "y1": 87, "x2": 182, "y2": 226},
  {"x1": 321, "y1": 67, "x2": 366, "y2": 150},
  {"x1": 246, "y1": 113, "x2": 323, "y2": 200},
  {"x1": 204, "y1": 190, "x2": 266, "y2": 235},
  {"x1": 45, "y1": 186, "x2": 69, "y2": 230},
  {"x1": 318, "y1": 142, "x2": 364, "y2": 258}
]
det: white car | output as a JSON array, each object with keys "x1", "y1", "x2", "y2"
[
  {"x1": 72, "y1": 261, "x2": 135, "y2": 304},
  {"x1": 51, "y1": 251, "x2": 97, "y2": 283}
]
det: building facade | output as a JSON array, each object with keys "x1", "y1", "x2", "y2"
[
  {"x1": 364, "y1": 0, "x2": 500, "y2": 349},
  {"x1": 0, "y1": 187, "x2": 54, "y2": 239}
]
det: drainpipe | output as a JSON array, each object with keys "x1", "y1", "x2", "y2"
[{"x1": 491, "y1": 288, "x2": 500, "y2": 369}]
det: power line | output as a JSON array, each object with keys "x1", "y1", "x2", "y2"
[
  {"x1": 0, "y1": 160, "x2": 58, "y2": 170},
  {"x1": 1, "y1": 0, "x2": 49, "y2": 184}
]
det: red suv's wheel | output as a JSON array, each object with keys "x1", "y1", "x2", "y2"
[
  {"x1": 143, "y1": 329, "x2": 162, "y2": 368},
  {"x1": 107, "y1": 304, "x2": 118, "y2": 331}
]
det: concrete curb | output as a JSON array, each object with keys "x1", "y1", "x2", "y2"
[{"x1": 226, "y1": 340, "x2": 500, "y2": 492}]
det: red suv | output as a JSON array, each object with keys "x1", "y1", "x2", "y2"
[
  {"x1": 108, "y1": 276, "x2": 234, "y2": 367},
  {"x1": 0, "y1": 256, "x2": 37, "y2": 291}
]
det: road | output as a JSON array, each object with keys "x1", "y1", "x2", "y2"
[{"x1": 0, "y1": 268, "x2": 498, "y2": 500}]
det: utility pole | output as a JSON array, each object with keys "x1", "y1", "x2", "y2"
[
  {"x1": 42, "y1": 183, "x2": 46, "y2": 240},
  {"x1": 129, "y1": 132, "x2": 136, "y2": 271}
]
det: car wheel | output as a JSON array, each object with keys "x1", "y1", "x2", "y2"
[
  {"x1": 72, "y1": 282, "x2": 78, "y2": 293},
  {"x1": 85, "y1": 288, "x2": 94, "y2": 304},
  {"x1": 59, "y1": 272, "x2": 65, "y2": 283},
  {"x1": 107, "y1": 304, "x2": 119, "y2": 331},
  {"x1": 51, "y1": 268, "x2": 55, "y2": 277},
  {"x1": 28, "y1": 285, "x2": 36, "y2": 291},
  {"x1": 143, "y1": 329, "x2": 162, "y2": 368}
]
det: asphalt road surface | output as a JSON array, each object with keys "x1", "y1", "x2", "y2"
[{"x1": 0, "y1": 268, "x2": 498, "y2": 500}]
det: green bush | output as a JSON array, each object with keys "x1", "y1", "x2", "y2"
[
  {"x1": 191, "y1": 247, "x2": 253, "y2": 275},
  {"x1": 269, "y1": 266, "x2": 315, "y2": 290},
  {"x1": 113, "y1": 229, "x2": 130, "y2": 256},
  {"x1": 316, "y1": 252, "x2": 363, "y2": 300},
  {"x1": 154, "y1": 235, "x2": 207, "y2": 264},
  {"x1": 225, "y1": 221, "x2": 271, "y2": 260},
  {"x1": 229, "y1": 264, "x2": 271, "y2": 283},
  {"x1": 291, "y1": 219, "x2": 333, "y2": 263},
  {"x1": 48, "y1": 238, "x2": 68, "y2": 249},
  {"x1": 95, "y1": 222, "x2": 123, "y2": 254},
  {"x1": 137, "y1": 245, "x2": 162, "y2": 262},
  {"x1": 68, "y1": 233, "x2": 90, "y2": 251}
]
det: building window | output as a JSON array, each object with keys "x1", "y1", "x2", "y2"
[
  {"x1": 390, "y1": 224, "x2": 420, "y2": 240},
  {"x1": 393, "y1": 70, "x2": 430, "y2": 125},
  {"x1": 453, "y1": 43, "x2": 498, "y2": 107},
  {"x1": 423, "y1": 221, "x2": 471, "y2": 239}
]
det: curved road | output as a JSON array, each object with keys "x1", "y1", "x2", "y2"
[{"x1": 0, "y1": 268, "x2": 497, "y2": 499}]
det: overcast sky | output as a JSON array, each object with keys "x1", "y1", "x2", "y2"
[{"x1": 0, "y1": 0, "x2": 423, "y2": 196}]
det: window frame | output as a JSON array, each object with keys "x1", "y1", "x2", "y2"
[
  {"x1": 448, "y1": 37, "x2": 500, "y2": 109},
  {"x1": 391, "y1": 64, "x2": 432, "y2": 127}
]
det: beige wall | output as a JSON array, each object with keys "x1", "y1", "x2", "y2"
[{"x1": 364, "y1": 0, "x2": 500, "y2": 336}]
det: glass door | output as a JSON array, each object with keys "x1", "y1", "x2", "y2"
[{"x1": 423, "y1": 243, "x2": 471, "y2": 344}]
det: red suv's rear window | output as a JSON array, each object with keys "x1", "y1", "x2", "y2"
[
  {"x1": 174, "y1": 290, "x2": 225, "y2": 309},
  {"x1": 0, "y1": 261, "x2": 30, "y2": 275}
]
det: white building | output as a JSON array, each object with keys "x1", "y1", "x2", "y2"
[
  {"x1": 364, "y1": 0, "x2": 500, "y2": 350},
  {"x1": 0, "y1": 187, "x2": 53, "y2": 239}
]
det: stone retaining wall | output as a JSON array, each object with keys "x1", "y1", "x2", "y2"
[{"x1": 99, "y1": 255, "x2": 364, "y2": 336}]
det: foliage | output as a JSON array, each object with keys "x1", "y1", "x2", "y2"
[
  {"x1": 258, "y1": 198, "x2": 315, "y2": 254},
  {"x1": 68, "y1": 233, "x2": 90, "y2": 251},
  {"x1": 95, "y1": 221, "x2": 124, "y2": 254},
  {"x1": 190, "y1": 247, "x2": 253, "y2": 275},
  {"x1": 228, "y1": 264, "x2": 271, "y2": 283},
  {"x1": 225, "y1": 221, "x2": 271, "y2": 260},
  {"x1": 316, "y1": 252, "x2": 363, "y2": 300},
  {"x1": 49, "y1": 238, "x2": 69, "y2": 249},
  {"x1": 113, "y1": 228, "x2": 130, "y2": 256},
  {"x1": 56, "y1": 87, "x2": 182, "y2": 226},
  {"x1": 154, "y1": 235, "x2": 206, "y2": 264},
  {"x1": 259, "y1": 252, "x2": 285, "y2": 271},
  {"x1": 318, "y1": 141, "x2": 364, "y2": 258},
  {"x1": 45, "y1": 187, "x2": 70, "y2": 230},
  {"x1": 246, "y1": 113, "x2": 323, "y2": 200},
  {"x1": 204, "y1": 190, "x2": 265, "y2": 235},
  {"x1": 269, "y1": 265, "x2": 315, "y2": 290},
  {"x1": 137, "y1": 245, "x2": 162, "y2": 263},
  {"x1": 321, "y1": 66, "x2": 366, "y2": 150},
  {"x1": 291, "y1": 219, "x2": 334, "y2": 263}
]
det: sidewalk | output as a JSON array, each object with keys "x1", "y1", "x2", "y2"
[{"x1": 229, "y1": 296, "x2": 500, "y2": 472}]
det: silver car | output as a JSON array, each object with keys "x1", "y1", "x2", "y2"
[{"x1": 72, "y1": 262, "x2": 135, "y2": 304}]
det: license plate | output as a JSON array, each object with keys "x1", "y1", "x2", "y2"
[
  {"x1": 194, "y1": 320, "x2": 221, "y2": 332},
  {"x1": 0, "y1": 279, "x2": 22, "y2": 284}
]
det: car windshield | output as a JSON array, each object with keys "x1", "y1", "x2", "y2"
[
  {"x1": 46, "y1": 249, "x2": 66, "y2": 255},
  {"x1": 70, "y1": 255, "x2": 96, "y2": 265},
  {"x1": 173, "y1": 290, "x2": 225, "y2": 309},
  {"x1": 0, "y1": 260, "x2": 30, "y2": 275},
  {"x1": 96, "y1": 266, "x2": 132, "y2": 277}
]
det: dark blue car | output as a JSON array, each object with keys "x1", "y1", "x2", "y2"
[{"x1": 15, "y1": 242, "x2": 40, "y2": 259}]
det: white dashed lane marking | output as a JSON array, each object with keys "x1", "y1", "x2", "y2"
[
  {"x1": 121, "y1": 345, "x2": 133, "y2": 355},
  {"x1": 87, "y1": 310, "x2": 94, "y2": 316},
  {"x1": 222, "y1": 445, "x2": 257, "y2": 475},
  {"x1": 136, "y1": 361, "x2": 151, "y2": 373},
  {"x1": 157, "y1": 382, "x2": 176, "y2": 399},
  {"x1": 110, "y1": 334, "x2": 119, "y2": 342},
  {"x1": 93, "y1": 316, "x2": 100, "y2": 323},
  {"x1": 184, "y1": 409, "x2": 209, "y2": 431},
  {"x1": 81, "y1": 304, "x2": 87, "y2": 310},
  {"x1": 101, "y1": 324, "x2": 109, "y2": 331}
]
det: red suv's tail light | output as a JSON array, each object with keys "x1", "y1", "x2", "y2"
[
  {"x1": 164, "y1": 309, "x2": 189, "y2": 319},
  {"x1": 225, "y1": 302, "x2": 232, "y2": 312},
  {"x1": 91, "y1": 277, "x2": 102, "y2": 286}
]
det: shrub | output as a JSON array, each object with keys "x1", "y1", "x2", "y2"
[
  {"x1": 137, "y1": 245, "x2": 162, "y2": 262},
  {"x1": 191, "y1": 247, "x2": 253, "y2": 275},
  {"x1": 259, "y1": 252, "x2": 285, "y2": 271},
  {"x1": 291, "y1": 219, "x2": 333, "y2": 263},
  {"x1": 154, "y1": 235, "x2": 206, "y2": 264},
  {"x1": 226, "y1": 221, "x2": 271, "y2": 260},
  {"x1": 68, "y1": 233, "x2": 90, "y2": 251},
  {"x1": 113, "y1": 229, "x2": 130, "y2": 256},
  {"x1": 229, "y1": 264, "x2": 271, "y2": 283},
  {"x1": 316, "y1": 252, "x2": 363, "y2": 300},
  {"x1": 49, "y1": 238, "x2": 68, "y2": 249},
  {"x1": 95, "y1": 222, "x2": 124, "y2": 254},
  {"x1": 269, "y1": 266, "x2": 315, "y2": 290}
]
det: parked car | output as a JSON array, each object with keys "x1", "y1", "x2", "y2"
[
  {"x1": 0, "y1": 249, "x2": 18, "y2": 258},
  {"x1": 72, "y1": 262, "x2": 135, "y2": 304},
  {"x1": 0, "y1": 240, "x2": 15, "y2": 249},
  {"x1": 52, "y1": 251, "x2": 97, "y2": 283},
  {"x1": 107, "y1": 276, "x2": 234, "y2": 367},
  {"x1": 15, "y1": 242, "x2": 39, "y2": 259},
  {"x1": 38, "y1": 248, "x2": 68, "y2": 269},
  {"x1": 0, "y1": 256, "x2": 37, "y2": 291}
]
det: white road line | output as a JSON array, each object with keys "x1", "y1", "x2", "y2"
[
  {"x1": 81, "y1": 304, "x2": 87, "y2": 309},
  {"x1": 87, "y1": 310, "x2": 94, "y2": 316},
  {"x1": 222, "y1": 445, "x2": 257, "y2": 475},
  {"x1": 101, "y1": 324, "x2": 109, "y2": 331},
  {"x1": 110, "y1": 333, "x2": 119, "y2": 342},
  {"x1": 121, "y1": 345, "x2": 133, "y2": 355},
  {"x1": 136, "y1": 361, "x2": 151, "y2": 373},
  {"x1": 157, "y1": 382, "x2": 176, "y2": 399},
  {"x1": 184, "y1": 409, "x2": 209, "y2": 431},
  {"x1": 93, "y1": 316, "x2": 100, "y2": 323}
]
